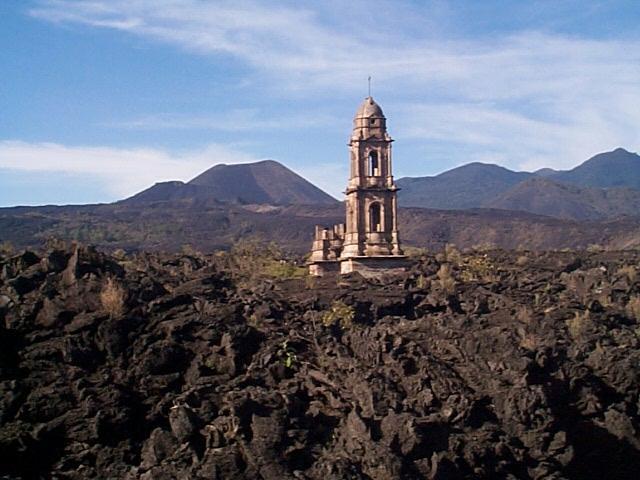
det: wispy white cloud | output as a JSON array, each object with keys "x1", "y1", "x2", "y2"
[
  {"x1": 0, "y1": 140, "x2": 257, "y2": 197},
  {"x1": 394, "y1": 101, "x2": 639, "y2": 172},
  {"x1": 28, "y1": 0, "x2": 640, "y2": 174},
  {"x1": 0, "y1": 140, "x2": 341, "y2": 200},
  {"x1": 107, "y1": 110, "x2": 339, "y2": 132}
]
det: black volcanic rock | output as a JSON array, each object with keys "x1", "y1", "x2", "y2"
[
  {"x1": 398, "y1": 162, "x2": 533, "y2": 209},
  {"x1": 125, "y1": 160, "x2": 338, "y2": 206},
  {"x1": 1, "y1": 245, "x2": 640, "y2": 478}
]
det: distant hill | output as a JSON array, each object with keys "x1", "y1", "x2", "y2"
[
  {"x1": 125, "y1": 160, "x2": 338, "y2": 206},
  {"x1": 397, "y1": 162, "x2": 532, "y2": 209},
  {"x1": 398, "y1": 148, "x2": 640, "y2": 220},
  {"x1": 550, "y1": 148, "x2": 640, "y2": 189},
  {"x1": 4, "y1": 149, "x2": 640, "y2": 252},
  {"x1": 487, "y1": 177, "x2": 640, "y2": 220},
  {"x1": 2, "y1": 201, "x2": 640, "y2": 253},
  {"x1": 122, "y1": 181, "x2": 219, "y2": 205}
]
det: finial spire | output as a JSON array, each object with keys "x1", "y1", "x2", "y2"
[{"x1": 368, "y1": 75, "x2": 371, "y2": 97}]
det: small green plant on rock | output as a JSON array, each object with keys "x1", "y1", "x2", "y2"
[
  {"x1": 322, "y1": 301, "x2": 355, "y2": 329},
  {"x1": 278, "y1": 340, "x2": 297, "y2": 369}
]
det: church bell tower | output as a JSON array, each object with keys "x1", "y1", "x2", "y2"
[
  {"x1": 341, "y1": 96, "x2": 403, "y2": 258},
  {"x1": 308, "y1": 96, "x2": 408, "y2": 277}
]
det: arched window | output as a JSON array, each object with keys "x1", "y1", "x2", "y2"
[
  {"x1": 368, "y1": 151, "x2": 380, "y2": 176},
  {"x1": 369, "y1": 203, "x2": 382, "y2": 232}
]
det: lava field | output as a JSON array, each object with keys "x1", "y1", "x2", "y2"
[{"x1": 1, "y1": 244, "x2": 639, "y2": 479}]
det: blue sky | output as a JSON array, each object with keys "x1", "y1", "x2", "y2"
[{"x1": 1, "y1": 0, "x2": 639, "y2": 206}]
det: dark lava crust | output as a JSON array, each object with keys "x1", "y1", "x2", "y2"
[{"x1": 1, "y1": 245, "x2": 639, "y2": 479}]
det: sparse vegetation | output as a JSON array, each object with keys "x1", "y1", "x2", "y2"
[
  {"x1": 100, "y1": 277, "x2": 126, "y2": 319},
  {"x1": 443, "y1": 243, "x2": 462, "y2": 264},
  {"x1": 519, "y1": 331, "x2": 541, "y2": 351},
  {"x1": 627, "y1": 296, "x2": 640, "y2": 321},
  {"x1": 587, "y1": 243, "x2": 604, "y2": 252},
  {"x1": 460, "y1": 254, "x2": 497, "y2": 283},
  {"x1": 404, "y1": 246, "x2": 429, "y2": 259},
  {"x1": 436, "y1": 263, "x2": 456, "y2": 294},
  {"x1": 618, "y1": 265, "x2": 638, "y2": 283},
  {"x1": 517, "y1": 305, "x2": 535, "y2": 325},
  {"x1": 223, "y1": 238, "x2": 306, "y2": 284},
  {"x1": 277, "y1": 340, "x2": 297, "y2": 369},
  {"x1": 0, "y1": 241, "x2": 14, "y2": 256},
  {"x1": 566, "y1": 310, "x2": 592, "y2": 338},
  {"x1": 322, "y1": 300, "x2": 355, "y2": 329}
]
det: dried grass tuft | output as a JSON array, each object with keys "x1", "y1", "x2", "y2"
[{"x1": 100, "y1": 277, "x2": 126, "y2": 319}]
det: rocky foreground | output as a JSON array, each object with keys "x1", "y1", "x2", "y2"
[{"x1": 1, "y1": 244, "x2": 640, "y2": 479}]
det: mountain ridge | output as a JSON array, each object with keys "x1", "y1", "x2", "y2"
[
  {"x1": 397, "y1": 148, "x2": 640, "y2": 219},
  {"x1": 124, "y1": 159, "x2": 338, "y2": 207}
]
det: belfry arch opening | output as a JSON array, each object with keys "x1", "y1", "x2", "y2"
[
  {"x1": 368, "y1": 150, "x2": 380, "y2": 176},
  {"x1": 369, "y1": 203, "x2": 382, "y2": 232}
]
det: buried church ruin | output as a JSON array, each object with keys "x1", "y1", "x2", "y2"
[{"x1": 309, "y1": 96, "x2": 409, "y2": 276}]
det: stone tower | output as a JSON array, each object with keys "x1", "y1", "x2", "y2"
[
  {"x1": 308, "y1": 96, "x2": 408, "y2": 277},
  {"x1": 341, "y1": 96, "x2": 402, "y2": 259}
]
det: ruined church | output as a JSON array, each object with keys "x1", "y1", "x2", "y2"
[{"x1": 309, "y1": 96, "x2": 408, "y2": 276}]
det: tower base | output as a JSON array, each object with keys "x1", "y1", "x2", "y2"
[
  {"x1": 340, "y1": 255, "x2": 410, "y2": 278},
  {"x1": 309, "y1": 256, "x2": 410, "y2": 278},
  {"x1": 308, "y1": 260, "x2": 341, "y2": 277}
]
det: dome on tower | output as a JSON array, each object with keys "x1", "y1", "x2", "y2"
[{"x1": 355, "y1": 96, "x2": 385, "y2": 119}]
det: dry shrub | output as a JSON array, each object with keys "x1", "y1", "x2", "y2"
[
  {"x1": 519, "y1": 332, "x2": 540, "y2": 351},
  {"x1": 322, "y1": 301, "x2": 355, "y2": 329},
  {"x1": 516, "y1": 255, "x2": 529, "y2": 266},
  {"x1": 444, "y1": 243, "x2": 462, "y2": 264},
  {"x1": 471, "y1": 242, "x2": 497, "y2": 252},
  {"x1": 460, "y1": 254, "x2": 496, "y2": 282},
  {"x1": 517, "y1": 305, "x2": 535, "y2": 325},
  {"x1": 112, "y1": 248, "x2": 127, "y2": 260},
  {"x1": 627, "y1": 296, "x2": 640, "y2": 321},
  {"x1": 436, "y1": 263, "x2": 456, "y2": 294},
  {"x1": 566, "y1": 310, "x2": 592, "y2": 339},
  {"x1": 404, "y1": 246, "x2": 430, "y2": 259},
  {"x1": 618, "y1": 265, "x2": 638, "y2": 283},
  {"x1": 0, "y1": 241, "x2": 14, "y2": 256},
  {"x1": 100, "y1": 277, "x2": 126, "y2": 319},
  {"x1": 225, "y1": 239, "x2": 305, "y2": 285}
]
